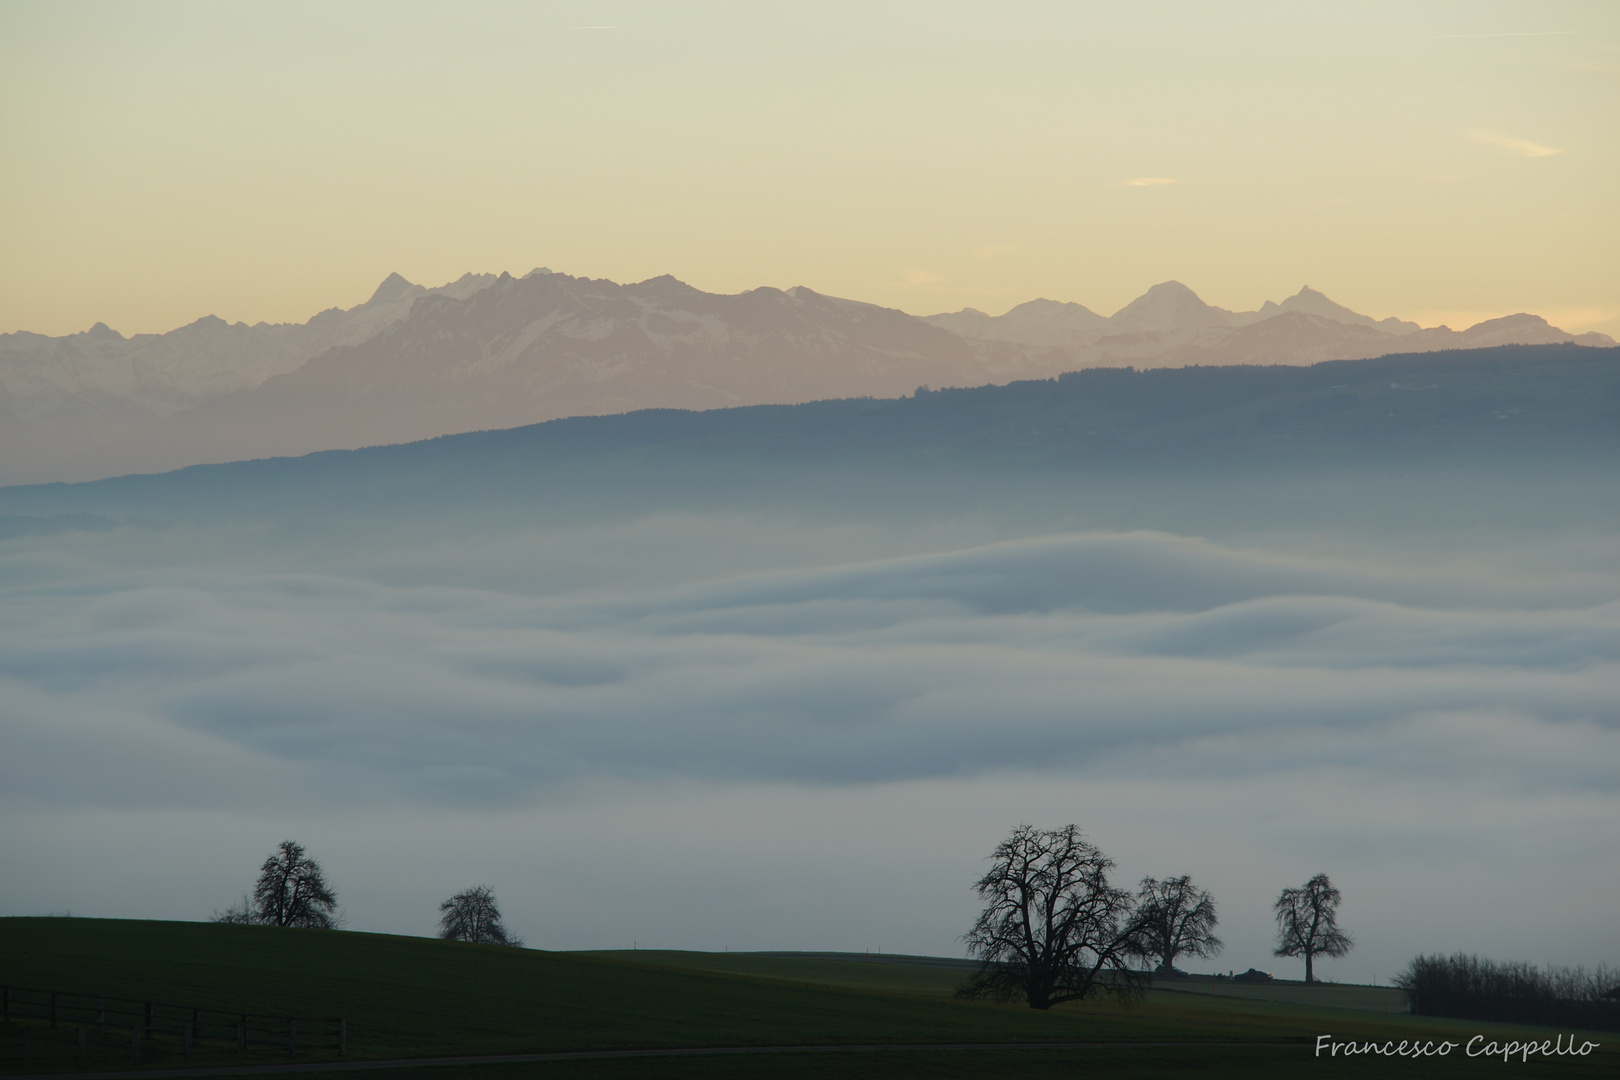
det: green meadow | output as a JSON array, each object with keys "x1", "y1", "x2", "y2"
[{"x1": 1, "y1": 918, "x2": 1611, "y2": 1078}]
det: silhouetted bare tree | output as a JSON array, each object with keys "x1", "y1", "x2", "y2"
[
  {"x1": 250, "y1": 841, "x2": 340, "y2": 929},
  {"x1": 438, "y1": 885, "x2": 520, "y2": 946},
  {"x1": 959, "y1": 824, "x2": 1144, "y2": 1010},
  {"x1": 210, "y1": 893, "x2": 254, "y2": 925},
  {"x1": 1273, "y1": 873, "x2": 1352, "y2": 983},
  {"x1": 1135, "y1": 875, "x2": 1222, "y2": 976}
]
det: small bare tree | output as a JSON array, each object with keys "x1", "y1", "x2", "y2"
[
  {"x1": 439, "y1": 885, "x2": 520, "y2": 946},
  {"x1": 1135, "y1": 875, "x2": 1222, "y2": 976},
  {"x1": 251, "y1": 841, "x2": 340, "y2": 929},
  {"x1": 960, "y1": 824, "x2": 1144, "y2": 1010},
  {"x1": 210, "y1": 893, "x2": 255, "y2": 925},
  {"x1": 1273, "y1": 873, "x2": 1352, "y2": 983}
]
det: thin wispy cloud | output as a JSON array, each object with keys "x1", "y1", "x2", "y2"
[
  {"x1": 1125, "y1": 177, "x2": 1177, "y2": 187},
  {"x1": 1426, "y1": 31, "x2": 1576, "y2": 40},
  {"x1": 1471, "y1": 129, "x2": 1561, "y2": 157},
  {"x1": 1360, "y1": 30, "x2": 1577, "y2": 42},
  {"x1": 900, "y1": 268, "x2": 943, "y2": 285}
]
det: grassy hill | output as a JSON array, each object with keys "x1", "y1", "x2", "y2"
[{"x1": 2, "y1": 919, "x2": 1613, "y2": 1078}]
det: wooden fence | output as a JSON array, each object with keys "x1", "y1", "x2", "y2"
[{"x1": 0, "y1": 985, "x2": 344, "y2": 1067}]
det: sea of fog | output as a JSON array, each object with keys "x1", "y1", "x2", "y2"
[{"x1": 2, "y1": 467, "x2": 1617, "y2": 985}]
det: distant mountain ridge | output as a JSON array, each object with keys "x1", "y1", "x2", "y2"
[
  {"x1": 0, "y1": 270, "x2": 502, "y2": 422},
  {"x1": 1, "y1": 270, "x2": 1610, "y2": 485},
  {"x1": 161, "y1": 268, "x2": 1040, "y2": 465},
  {"x1": 923, "y1": 280, "x2": 1603, "y2": 351},
  {"x1": 1245, "y1": 286, "x2": 1420, "y2": 334}
]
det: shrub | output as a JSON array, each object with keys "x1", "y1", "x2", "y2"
[{"x1": 1394, "y1": 953, "x2": 1620, "y2": 1032}]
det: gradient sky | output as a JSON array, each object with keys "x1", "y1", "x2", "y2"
[{"x1": 3, "y1": 0, "x2": 1617, "y2": 337}]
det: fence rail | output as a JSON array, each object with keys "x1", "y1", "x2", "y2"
[{"x1": 0, "y1": 985, "x2": 344, "y2": 1068}]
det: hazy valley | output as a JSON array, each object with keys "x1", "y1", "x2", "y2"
[{"x1": 4, "y1": 342, "x2": 1617, "y2": 979}]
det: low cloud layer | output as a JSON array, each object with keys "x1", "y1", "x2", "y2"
[{"x1": 2, "y1": 517, "x2": 1616, "y2": 981}]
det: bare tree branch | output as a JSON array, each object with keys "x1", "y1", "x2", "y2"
[
  {"x1": 1134, "y1": 875, "x2": 1222, "y2": 976},
  {"x1": 1273, "y1": 872, "x2": 1352, "y2": 983},
  {"x1": 959, "y1": 824, "x2": 1145, "y2": 1010},
  {"x1": 210, "y1": 892, "x2": 255, "y2": 925},
  {"x1": 246, "y1": 841, "x2": 340, "y2": 929},
  {"x1": 439, "y1": 885, "x2": 521, "y2": 946}
]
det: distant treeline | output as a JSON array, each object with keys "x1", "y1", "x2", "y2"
[{"x1": 1395, "y1": 953, "x2": 1620, "y2": 1032}]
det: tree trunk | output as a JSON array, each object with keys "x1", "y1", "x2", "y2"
[{"x1": 1305, "y1": 951, "x2": 1314, "y2": 984}]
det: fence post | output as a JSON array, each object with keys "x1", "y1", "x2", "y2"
[
  {"x1": 339, "y1": 1018, "x2": 346, "y2": 1057},
  {"x1": 288, "y1": 1018, "x2": 296, "y2": 1058},
  {"x1": 78, "y1": 1026, "x2": 87, "y2": 1060}
]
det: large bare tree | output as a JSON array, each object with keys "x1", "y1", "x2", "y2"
[
  {"x1": 1273, "y1": 873, "x2": 1352, "y2": 983},
  {"x1": 438, "y1": 885, "x2": 520, "y2": 946},
  {"x1": 250, "y1": 840, "x2": 340, "y2": 929},
  {"x1": 1135, "y1": 875, "x2": 1222, "y2": 976},
  {"x1": 959, "y1": 824, "x2": 1144, "y2": 1010}
]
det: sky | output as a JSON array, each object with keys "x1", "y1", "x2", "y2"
[{"x1": 2, "y1": 0, "x2": 1617, "y2": 338}]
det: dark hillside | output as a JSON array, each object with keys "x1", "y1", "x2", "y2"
[
  {"x1": 2, "y1": 917, "x2": 1303, "y2": 1061},
  {"x1": 0, "y1": 918, "x2": 1165, "y2": 1058},
  {"x1": 0, "y1": 344, "x2": 1614, "y2": 525},
  {"x1": 3, "y1": 920, "x2": 1614, "y2": 1079},
  {"x1": 12, "y1": 919, "x2": 1620, "y2": 1080}
]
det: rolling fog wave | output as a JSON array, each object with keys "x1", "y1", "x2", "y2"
[
  {"x1": 3, "y1": 529, "x2": 1615, "y2": 803},
  {"x1": 2, "y1": 519, "x2": 1616, "y2": 978}
]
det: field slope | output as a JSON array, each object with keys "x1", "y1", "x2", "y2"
[{"x1": 1, "y1": 919, "x2": 1613, "y2": 1078}]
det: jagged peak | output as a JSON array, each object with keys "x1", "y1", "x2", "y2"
[
  {"x1": 1113, "y1": 280, "x2": 1213, "y2": 311},
  {"x1": 631, "y1": 274, "x2": 709, "y2": 302},
  {"x1": 366, "y1": 272, "x2": 419, "y2": 306},
  {"x1": 1005, "y1": 297, "x2": 1105, "y2": 316},
  {"x1": 1109, "y1": 280, "x2": 1228, "y2": 327},
  {"x1": 84, "y1": 321, "x2": 123, "y2": 340},
  {"x1": 1468, "y1": 312, "x2": 1550, "y2": 330},
  {"x1": 1145, "y1": 279, "x2": 1200, "y2": 296}
]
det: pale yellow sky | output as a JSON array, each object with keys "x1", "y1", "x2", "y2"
[{"x1": 2, "y1": 1, "x2": 1616, "y2": 338}]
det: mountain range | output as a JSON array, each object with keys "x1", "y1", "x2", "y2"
[
  {"x1": 924, "y1": 281, "x2": 1608, "y2": 363},
  {"x1": 1, "y1": 272, "x2": 1611, "y2": 484}
]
